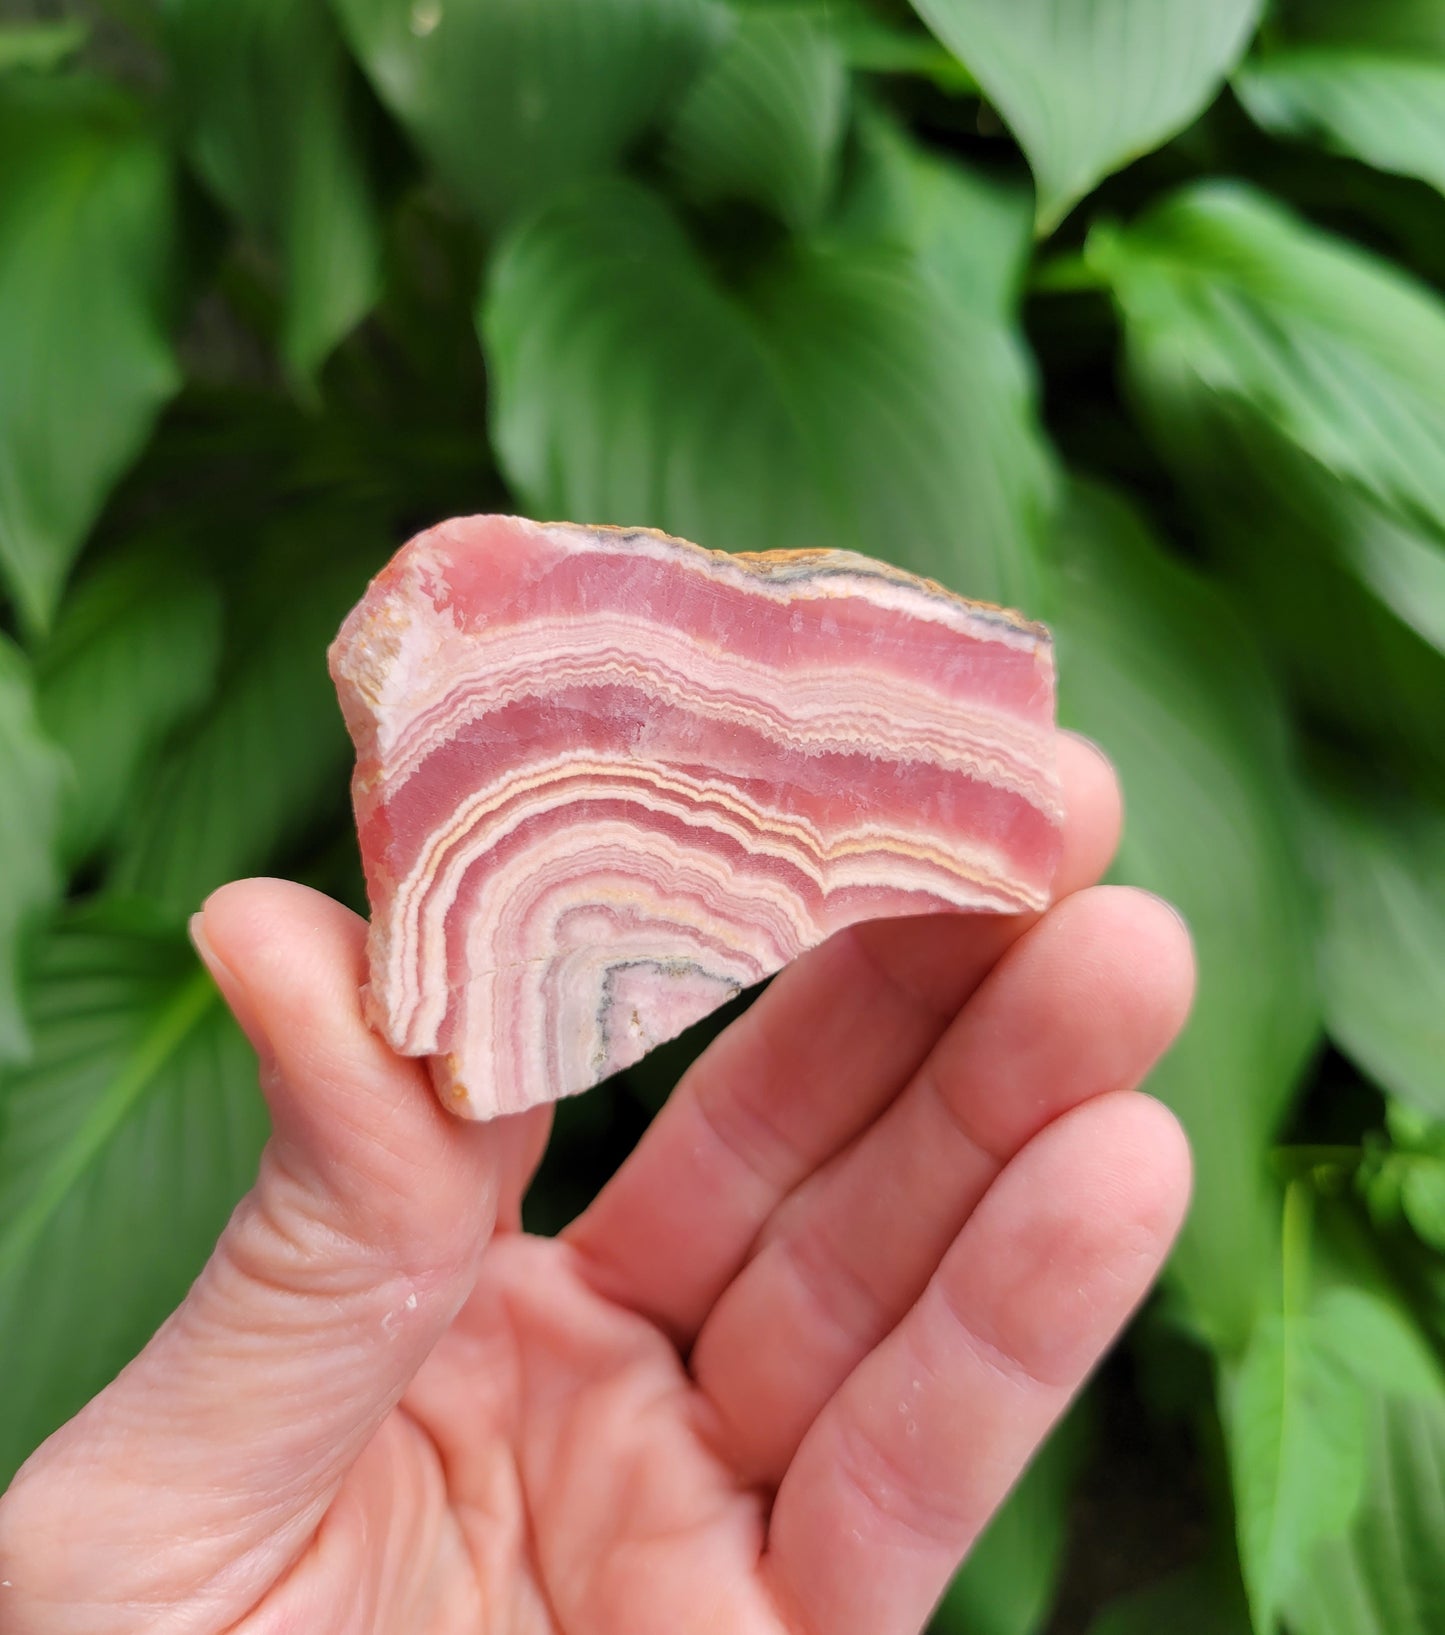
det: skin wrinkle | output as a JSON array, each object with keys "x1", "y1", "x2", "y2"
[
  {"x1": 486, "y1": 1249, "x2": 767, "y2": 1631},
  {"x1": 206, "y1": 1165, "x2": 430, "y2": 1328},
  {"x1": 252, "y1": 1132, "x2": 497, "y2": 1295},
  {"x1": 125, "y1": 1194, "x2": 477, "y2": 1618},
  {"x1": 914, "y1": 1053, "x2": 1013, "y2": 1170},
  {"x1": 488, "y1": 1289, "x2": 569, "y2": 1635},
  {"x1": 825, "y1": 1401, "x2": 978, "y2": 1554},
  {"x1": 774, "y1": 1210, "x2": 894, "y2": 1363},
  {"x1": 840, "y1": 919, "x2": 973, "y2": 1037},
  {"x1": 257, "y1": 1053, "x2": 485, "y2": 1255},
  {"x1": 617, "y1": 928, "x2": 961, "y2": 1313},
  {"x1": 928, "y1": 1266, "x2": 1062, "y2": 1398},
  {"x1": 226, "y1": 1416, "x2": 481, "y2": 1635},
  {"x1": 415, "y1": 1414, "x2": 529, "y2": 1635},
  {"x1": 688, "y1": 1054, "x2": 814, "y2": 1202},
  {"x1": 723, "y1": 924, "x2": 937, "y2": 1147}
]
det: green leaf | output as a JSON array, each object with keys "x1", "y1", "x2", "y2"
[
  {"x1": 0, "y1": 907, "x2": 269, "y2": 1483},
  {"x1": 1122, "y1": 389, "x2": 1445, "y2": 793},
  {"x1": 1310, "y1": 782, "x2": 1445, "y2": 1120},
  {"x1": 1327, "y1": 489, "x2": 1445, "y2": 661},
  {"x1": 1237, "y1": 51, "x2": 1445, "y2": 204},
  {"x1": 1313, "y1": 1285, "x2": 1445, "y2": 1399},
  {"x1": 1402, "y1": 1161, "x2": 1445, "y2": 1253},
  {"x1": 666, "y1": 6, "x2": 848, "y2": 230},
  {"x1": 1223, "y1": 1198, "x2": 1445, "y2": 1632},
  {"x1": 0, "y1": 76, "x2": 181, "y2": 633},
  {"x1": 35, "y1": 542, "x2": 223, "y2": 868},
  {"x1": 108, "y1": 532, "x2": 376, "y2": 917},
  {"x1": 1387, "y1": 1101, "x2": 1445, "y2": 1155},
  {"x1": 1224, "y1": 1310, "x2": 1370, "y2": 1627},
  {"x1": 836, "y1": 109, "x2": 1035, "y2": 316},
  {"x1": 1285, "y1": 1392, "x2": 1445, "y2": 1635},
  {"x1": 0, "y1": 638, "x2": 66, "y2": 1067},
  {"x1": 1045, "y1": 482, "x2": 1319, "y2": 1350},
  {"x1": 331, "y1": 0, "x2": 725, "y2": 229},
  {"x1": 482, "y1": 172, "x2": 1052, "y2": 608},
  {"x1": 1088, "y1": 182, "x2": 1445, "y2": 545},
  {"x1": 934, "y1": 1404, "x2": 1088, "y2": 1635},
  {"x1": 164, "y1": 0, "x2": 385, "y2": 387},
  {"x1": 1381, "y1": 1102, "x2": 1445, "y2": 1252},
  {"x1": 0, "y1": 20, "x2": 88, "y2": 73},
  {"x1": 905, "y1": 0, "x2": 1263, "y2": 231}
]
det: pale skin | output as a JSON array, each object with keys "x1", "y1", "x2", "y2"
[{"x1": 0, "y1": 734, "x2": 1195, "y2": 1635}]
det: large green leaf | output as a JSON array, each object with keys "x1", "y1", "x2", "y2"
[
  {"x1": 835, "y1": 109, "x2": 1035, "y2": 316},
  {"x1": 934, "y1": 1404, "x2": 1088, "y2": 1635},
  {"x1": 1112, "y1": 377, "x2": 1445, "y2": 793},
  {"x1": 1091, "y1": 184, "x2": 1445, "y2": 797},
  {"x1": 0, "y1": 639, "x2": 66, "y2": 1067},
  {"x1": 330, "y1": 0, "x2": 725, "y2": 229},
  {"x1": 0, "y1": 76, "x2": 181, "y2": 633},
  {"x1": 1312, "y1": 1283, "x2": 1445, "y2": 1401},
  {"x1": 905, "y1": 0, "x2": 1262, "y2": 230},
  {"x1": 164, "y1": 0, "x2": 385, "y2": 386},
  {"x1": 35, "y1": 542, "x2": 223, "y2": 868},
  {"x1": 1285, "y1": 1392, "x2": 1445, "y2": 1635},
  {"x1": 1325, "y1": 489, "x2": 1445, "y2": 660},
  {"x1": 108, "y1": 531, "x2": 376, "y2": 917},
  {"x1": 0, "y1": 20, "x2": 88, "y2": 72},
  {"x1": 666, "y1": 6, "x2": 848, "y2": 230},
  {"x1": 1045, "y1": 482, "x2": 1318, "y2": 1350},
  {"x1": 1088, "y1": 182, "x2": 1445, "y2": 544},
  {"x1": 1223, "y1": 1196, "x2": 1445, "y2": 1633},
  {"x1": 1227, "y1": 508, "x2": 1445, "y2": 790},
  {"x1": 1237, "y1": 51, "x2": 1445, "y2": 203},
  {"x1": 1225, "y1": 1310, "x2": 1371, "y2": 1628},
  {"x1": 1309, "y1": 782, "x2": 1445, "y2": 1120},
  {"x1": 482, "y1": 170, "x2": 1052, "y2": 607},
  {"x1": 0, "y1": 906, "x2": 269, "y2": 1482}
]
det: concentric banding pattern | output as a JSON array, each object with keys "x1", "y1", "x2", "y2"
[{"x1": 330, "y1": 516, "x2": 1064, "y2": 1118}]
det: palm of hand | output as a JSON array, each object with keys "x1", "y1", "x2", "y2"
[
  {"x1": 322, "y1": 1236, "x2": 781, "y2": 1634},
  {"x1": 0, "y1": 740, "x2": 1193, "y2": 1635}
]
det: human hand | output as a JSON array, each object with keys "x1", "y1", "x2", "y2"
[{"x1": 0, "y1": 735, "x2": 1193, "y2": 1635}]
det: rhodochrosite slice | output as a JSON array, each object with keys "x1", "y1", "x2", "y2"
[{"x1": 330, "y1": 516, "x2": 1063, "y2": 1119}]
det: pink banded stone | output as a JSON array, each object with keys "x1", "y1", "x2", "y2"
[{"x1": 330, "y1": 516, "x2": 1063, "y2": 1119}]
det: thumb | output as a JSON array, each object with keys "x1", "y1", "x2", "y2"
[{"x1": 0, "y1": 879, "x2": 517, "y2": 1627}]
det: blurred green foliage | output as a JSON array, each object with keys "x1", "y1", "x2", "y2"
[{"x1": 0, "y1": 1, "x2": 1443, "y2": 1629}]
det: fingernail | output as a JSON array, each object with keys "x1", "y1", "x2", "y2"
[
  {"x1": 1059, "y1": 726, "x2": 1114, "y2": 772},
  {"x1": 189, "y1": 910, "x2": 275, "y2": 1068},
  {"x1": 1140, "y1": 890, "x2": 1192, "y2": 940}
]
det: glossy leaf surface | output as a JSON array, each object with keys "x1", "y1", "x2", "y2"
[
  {"x1": 0, "y1": 77, "x2": 180, "y2": 632},
  {"x1": 907, "y1": 0, "x2": 1262, "y2": 229},
  {"x1": 0, "y1": 909, "x2": 268, "y2": 1484}
]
